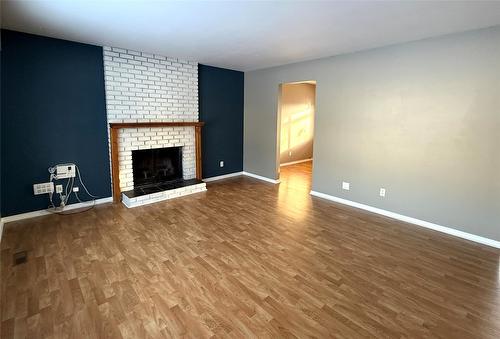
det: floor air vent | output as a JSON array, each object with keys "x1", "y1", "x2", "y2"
[{"x1": 13, "y1": 251, "x2": 28, "y2": 266}]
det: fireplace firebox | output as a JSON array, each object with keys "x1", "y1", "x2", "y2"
[{"x1": 132, "y1": 147, "x2": 182, "y2": 188}]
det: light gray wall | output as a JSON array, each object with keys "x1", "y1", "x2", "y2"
[
  {"x1": 244, "y1": 26, "x2": 500, "y2": 241},
  {"x1": 279, "y1": 83, "x2": 315, "y2": 164}
]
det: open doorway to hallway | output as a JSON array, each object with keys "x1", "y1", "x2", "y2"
[{"x1": 277, "y1": 81, "x2": 316, "y2": 183}]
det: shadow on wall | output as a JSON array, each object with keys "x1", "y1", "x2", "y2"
[{"x1": 279, "y1": 83, "x2": 315, "y2": 164}]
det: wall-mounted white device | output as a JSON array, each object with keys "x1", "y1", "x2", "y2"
[
  {"x1": 33, "y1": 182, "x2": 54, "y2": 195},
  {"x1": 54, "y1": 163, "x2": 76, "y2": 179},
  {"x1": 342, "y1": 181, "x2": 350, "y2": 190},
  {"x1": 219, "y1": 161, "x2": 224, "y2": 168}
]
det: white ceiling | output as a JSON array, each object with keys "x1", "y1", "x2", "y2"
[{"x1": 2, "y1": 1, "x2": 500, "y2": 71}]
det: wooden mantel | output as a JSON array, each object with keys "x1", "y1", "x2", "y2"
[
  {"x1": 109, "y1": 121, "x2": 205, "y2": 203},
  {"x1": 109, "y1": 122, "x2": 204, "y2": 129}
]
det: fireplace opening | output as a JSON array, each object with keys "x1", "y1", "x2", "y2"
[{"x1": 132, "y1": 147, "x2": 182, "y2": 187}]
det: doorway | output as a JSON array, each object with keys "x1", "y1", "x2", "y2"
[{"x1": 276, "y1": 81, "x2": 316, "y2": 186}]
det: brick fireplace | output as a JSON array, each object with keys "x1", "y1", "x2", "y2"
[
  {"x1": 103, "y1": 46, "x2": 206, "y2": 207},
  {"x1": 109, "y1": 122, "x2": 205, "y2": 206}
]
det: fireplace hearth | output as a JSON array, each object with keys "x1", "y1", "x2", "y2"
[
  {"x1": 122, "y1": 178, "x2": 203, "y2": 199},
  {"x1": 122, "y1": 145, "x2": 204, "y2": 201},
  {"x1": 109, "y1": 121, "x2": 206, "y2": 206}
]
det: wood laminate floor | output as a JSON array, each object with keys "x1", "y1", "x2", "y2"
[{"x1": 1, "y1": 161, "x2": 499, "y2": 338}]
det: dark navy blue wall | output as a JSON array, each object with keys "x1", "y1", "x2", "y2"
[
  {"x1": 1, "y1": 30, "x2": 111, "y2": 216},
  {"x1": 199, "y1": 65, "x2": 244, "y2": 178}
]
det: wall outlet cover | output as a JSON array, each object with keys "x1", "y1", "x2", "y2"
[
  {"x1": 380, "y1": 188, "x2": 386, "y2": 197},
  {"x1": 55, "y1": 185, "x2": 63, "y2": 194},
  {"x1": 219, "y1": 161, "x2": 224, "y2": 167},
  {"x1": 342, "y1": 182, "x2": 350, "y2": 190},
  {"x1": 33, "y1": 182, "x2": 54, "y2": 195}
]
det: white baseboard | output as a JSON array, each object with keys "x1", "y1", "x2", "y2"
[
  {"x1": 0, "y1": 197, "x2": 114, "y2": 224},
  {"x1": 203, "y1": 172, "x2": 243, "y2": 182},
  {"x1": 242, "y1": 171, "x2": 280, "y2": 184},
  {"x1": 310, "y1": 191, "x2": 500, "y2": 249},
  {"x1": 280, "y1": 158, "x2": 313, "y2": 167}
]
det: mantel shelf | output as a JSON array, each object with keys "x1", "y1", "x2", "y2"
[{"x1": 110, "y1": 121, "x2": 204, "y2": 129}]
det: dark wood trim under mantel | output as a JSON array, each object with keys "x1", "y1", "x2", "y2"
[{"x1": 109, "y1": 121, "x2": 205, "y2": 203}]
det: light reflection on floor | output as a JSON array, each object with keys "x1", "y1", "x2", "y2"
[{"x1": 277, "y1": 161, "x2": 313, "y2": 222}]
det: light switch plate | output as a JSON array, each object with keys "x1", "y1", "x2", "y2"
[{"x1": 342, "y1": 182, "x2": 350, "y2": 190}]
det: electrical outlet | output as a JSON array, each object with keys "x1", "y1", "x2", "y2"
[
  {"x1": 219, "y1": 161, "x2": 224, "y2": 167},
  {"x1": 379, "y1": 188, "x2": 386, "y2": 197},
  {"x1": 55, "y1": 185, "x2": 63, "y2": 194},
  {"x1": 342, "y1": 182, "x2": 350, "y2": 190},
  {"x1": 289, "y1": 151, "x2": 292, "y2": 156},
  {"x1": 33, "y1": 182, "x2": 54, "y2": 195},
  {"x1": 73, "y1": 187, "x2": 79, "y2": 192}
]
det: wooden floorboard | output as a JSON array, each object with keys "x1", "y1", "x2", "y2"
[{"x1": 1, "y1": 161, "x2": 499, "y2": 338}]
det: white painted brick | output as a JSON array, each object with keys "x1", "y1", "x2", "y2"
[
  {"x1": 121, "y1": 182, "x2": 206, "y2": 208},
  {"x1": 104, "y1": 47, "x2": 199, "y2": 192}
]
